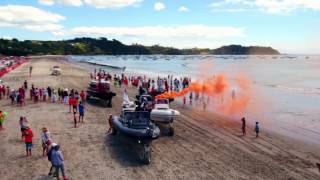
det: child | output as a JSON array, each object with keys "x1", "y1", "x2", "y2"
[
  {"x1": 78, "y1": 101, "x2": 84, "y2": 123},
  {"x1": 23, "y1": 126, "x2": 33, "y2": 156},
  {"x1": 80, "y1": 90, "x2": 86, "y2": 103},
  {"x1": 19, "y1": 117, "x2": 28, "y2": 140},
  {"x1": 0, "y1": 111, "x2": 6, "y2": 130},
  {"x1": 41, "y1": 127, "x2": 51, "y2": 156},
  {"x1": 255, "y1": 122, "x2": 260, "y2": 138},
  {"x1": 183, "y1": 96, "x2": 186, "y2": 108}
]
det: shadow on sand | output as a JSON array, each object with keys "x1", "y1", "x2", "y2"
[{"x1": 104, "y1": 134, "x2": 146, "y2": 167}]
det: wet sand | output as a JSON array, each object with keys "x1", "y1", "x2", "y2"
[{"x1": 0, "y1": 56, "x2": 319, "y2": 180}]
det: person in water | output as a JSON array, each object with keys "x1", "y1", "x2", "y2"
[
  {"x1": 23, "y1": 126, "x2": 34, "y2": 156},
  {"x1": 241, "y1": 117, "x2": 246, "y2": 136},
  {"x1": 255, "y1": 122, "x2": 260, "y2": 138}
]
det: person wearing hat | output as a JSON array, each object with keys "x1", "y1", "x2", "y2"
[
  {"x1": 41, "y1": 127, "x2": 51, "y2": 156},
  {"x1": 47, "y1": 142, "x2": 57, "y2": 176},
  {"x1": 51, "y1": 144, "x2": 68, "y2": 180}
]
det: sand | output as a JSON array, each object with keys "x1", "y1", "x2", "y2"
[{"x1": 0, "y1": 56, "x2": 320, "y2": 180}]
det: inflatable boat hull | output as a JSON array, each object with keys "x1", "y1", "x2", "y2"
[{"x1": 112, "y1": 117, "x2": 160, "y2": 140}]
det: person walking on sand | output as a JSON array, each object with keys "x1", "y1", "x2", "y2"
[
  {"x1": 183, "y1": 96, "x2": 186, "y2": 108},
  {"x1": 24, "y1": 80, "x2": 28, "y2": 90},
  {"x1": 51, "y1": 145, "x2": 68, "y2": 180},
  {"x1": 107, "y1": 114, "x2": 113, "y2": 133},
  {"x1": 241, "y1": 117, "x2": 246, "y2": 136},
  {"x1": 78, "y1": 101, "x2": 85, "y2": 123},
  {"x1": 47, "y1": 142, "x2": 57, "y2": 176},
  {"x1": 41, "y1": 127, "x2": 51, "y2": 156},
  {"x1": 0, "y1": 111, "x2": 7, "y2": 130},
  {"x1": 19, "y1": 117, "x2": 28, "y2": 140},
  {"x1": 29, "y1": 66, "x2": 33, "y2": 77},
  {"x1": 22, "y1": 126, "x2": 33, "y2": 156},
  {"x1": 255, "y1": 122, "x2": 260, "y2": 138},
  {"x1": 73, "y1": 110, "x2": 78, "y2": 128}
]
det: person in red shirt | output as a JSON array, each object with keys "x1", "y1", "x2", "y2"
[
  {"x1": 22, "y1": 127, "x2": 33, "y2": 156},
  {"x1": 80, "y1": 90, "x2": 86, "y2": 102}
]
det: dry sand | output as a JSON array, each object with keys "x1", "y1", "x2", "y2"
[{"x1": 0, "y1": 56, "x2": 320, "y2": 180}]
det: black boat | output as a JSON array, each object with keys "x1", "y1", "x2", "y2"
[{"x1": 112, "y1": 111, "x2": 160, "y2": 164}]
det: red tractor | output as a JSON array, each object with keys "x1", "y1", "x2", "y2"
[{"x1": 86, "y1": 80, "x2": 116, "y2": 107}]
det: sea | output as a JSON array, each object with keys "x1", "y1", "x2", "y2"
[{"x1": 69, "y1": 55, "x2": 320, "y2": 145}]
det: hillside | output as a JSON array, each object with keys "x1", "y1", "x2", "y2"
[{"x1": 0, "y1": 37, "x2": 280, "y2": 56}]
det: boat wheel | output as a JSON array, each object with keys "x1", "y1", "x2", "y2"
[
  {"x1": 168, "y1": 126, "x2": 174, "y2": 136},
  {"x1": 141, "y1": 144, "x2": 151, "y2": 165}
]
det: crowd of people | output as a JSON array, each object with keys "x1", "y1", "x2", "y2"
[{"x1": 0, "y1": 66, "x2": 264, "y2": 180}]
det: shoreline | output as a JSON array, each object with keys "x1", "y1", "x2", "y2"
[{"x1": 0, "y1": 56, "x2": 319, "y2": 179}]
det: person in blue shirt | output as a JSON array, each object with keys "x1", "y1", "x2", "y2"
[
  {"x1": 78, "y1": 101, "x2": 84, "y2": 123},
  {"x1": 51, "y1": 145, "x2": 67, "y2": 180},
  {"x1": 255, "y1": 122, "x2": 260, "y2": 138}
]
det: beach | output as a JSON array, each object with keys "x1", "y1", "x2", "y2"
[{"x1": 0, "y1": 56, "x2": 320, "y2": 180}]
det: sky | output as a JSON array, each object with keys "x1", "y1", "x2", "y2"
[{"x1": 0, "y1": 0, "x2": 320, "y2": 54}]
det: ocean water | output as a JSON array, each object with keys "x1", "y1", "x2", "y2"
[{"x1": 69, "y1": 55, "x2": 320, "y2": 144}]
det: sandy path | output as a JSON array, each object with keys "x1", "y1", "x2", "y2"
[{"x1": 0, "y1": 57, "x2": 319, "y2": 180}]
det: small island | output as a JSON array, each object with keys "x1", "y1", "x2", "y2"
[{"x1": 0, "y1": 37, "x2": 280, "y2": 56}]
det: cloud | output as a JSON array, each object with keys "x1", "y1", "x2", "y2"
[
  {"x1": 68, "y1": 25, "x2": 245, "y2": 48},
  {"x1": 210, "y1": 0, "x2": 320, "y2": 14},
  {"x1": 70, "y1": 25, "x2": 245, "y2": 38},
  {"x1": 0, "y1": 5, "x2": 65, "y2": 34},
  {"x1": 38, "y1": 0, "x2": 142, "y2": 8},
  {"x1": 178, "y1": 6, "x2": 189, "y2": 12},
  {"x1": 84, "y1": 0, "x2": 142, "y2": 8},
  {"x1": 38, "y1": 0, "x2": 55, "y2": 6},
  {"x1": 38, "y1": 0, "x2": 83, "y2": 6},
  {"x1": 154, "y1": 2, "x2": 165, "y2": 11}
]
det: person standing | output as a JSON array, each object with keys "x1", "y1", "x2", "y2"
[
  {"x1": 47, "y1": 142, "x2": 57, "y2": 176},
  {"x1": 47, "y1": 86, "x2": 52, "y2": 101},
  {"x1": 0, "y1": 111, "x2": 6, "y2": 130},
  {"x1": 22, "y1": 126, "x2": 33, "y2": 156},
  {"x1": 73, "y1": 110, "x2": 77, "y2": 128},
  {"x1": 29, "y1": 66, "x2": 33, "y2": 77},
  {"x1": 19, "y1": 117, "x2": 28, "y2": 140},
  {"x1": 78, "y1": 101, "x2": 84, "y2": 123},
  {"x1": 41, "y1": 127, "x2": 51, "y2": 156},
  {"x1": 80, "y1": 90, "x2": 86, "y2": 103},
  {"x1": 24, "y1": 80, "x2": 28, "y2": 90},
  {"x1": 107, "y1": 114, "x2": 113, "y2": 133},
  {"x1": 255, "y1": 122, "x2": 260, "y2": 138},
  {"x1": 241, "y1": 117, "x2": 246, "y2": 136},
  {"x1": 51, "y1": 145, "x2": 68, "y2": 180}
]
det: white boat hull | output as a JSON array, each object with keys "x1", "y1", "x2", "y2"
[{"x1": 150, "y1": 109, "x2": 180, "y2": 123}]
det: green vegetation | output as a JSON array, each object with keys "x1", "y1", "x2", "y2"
[{"x1": 0, "y1": 37, "x2": 280, "y2": 56}]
